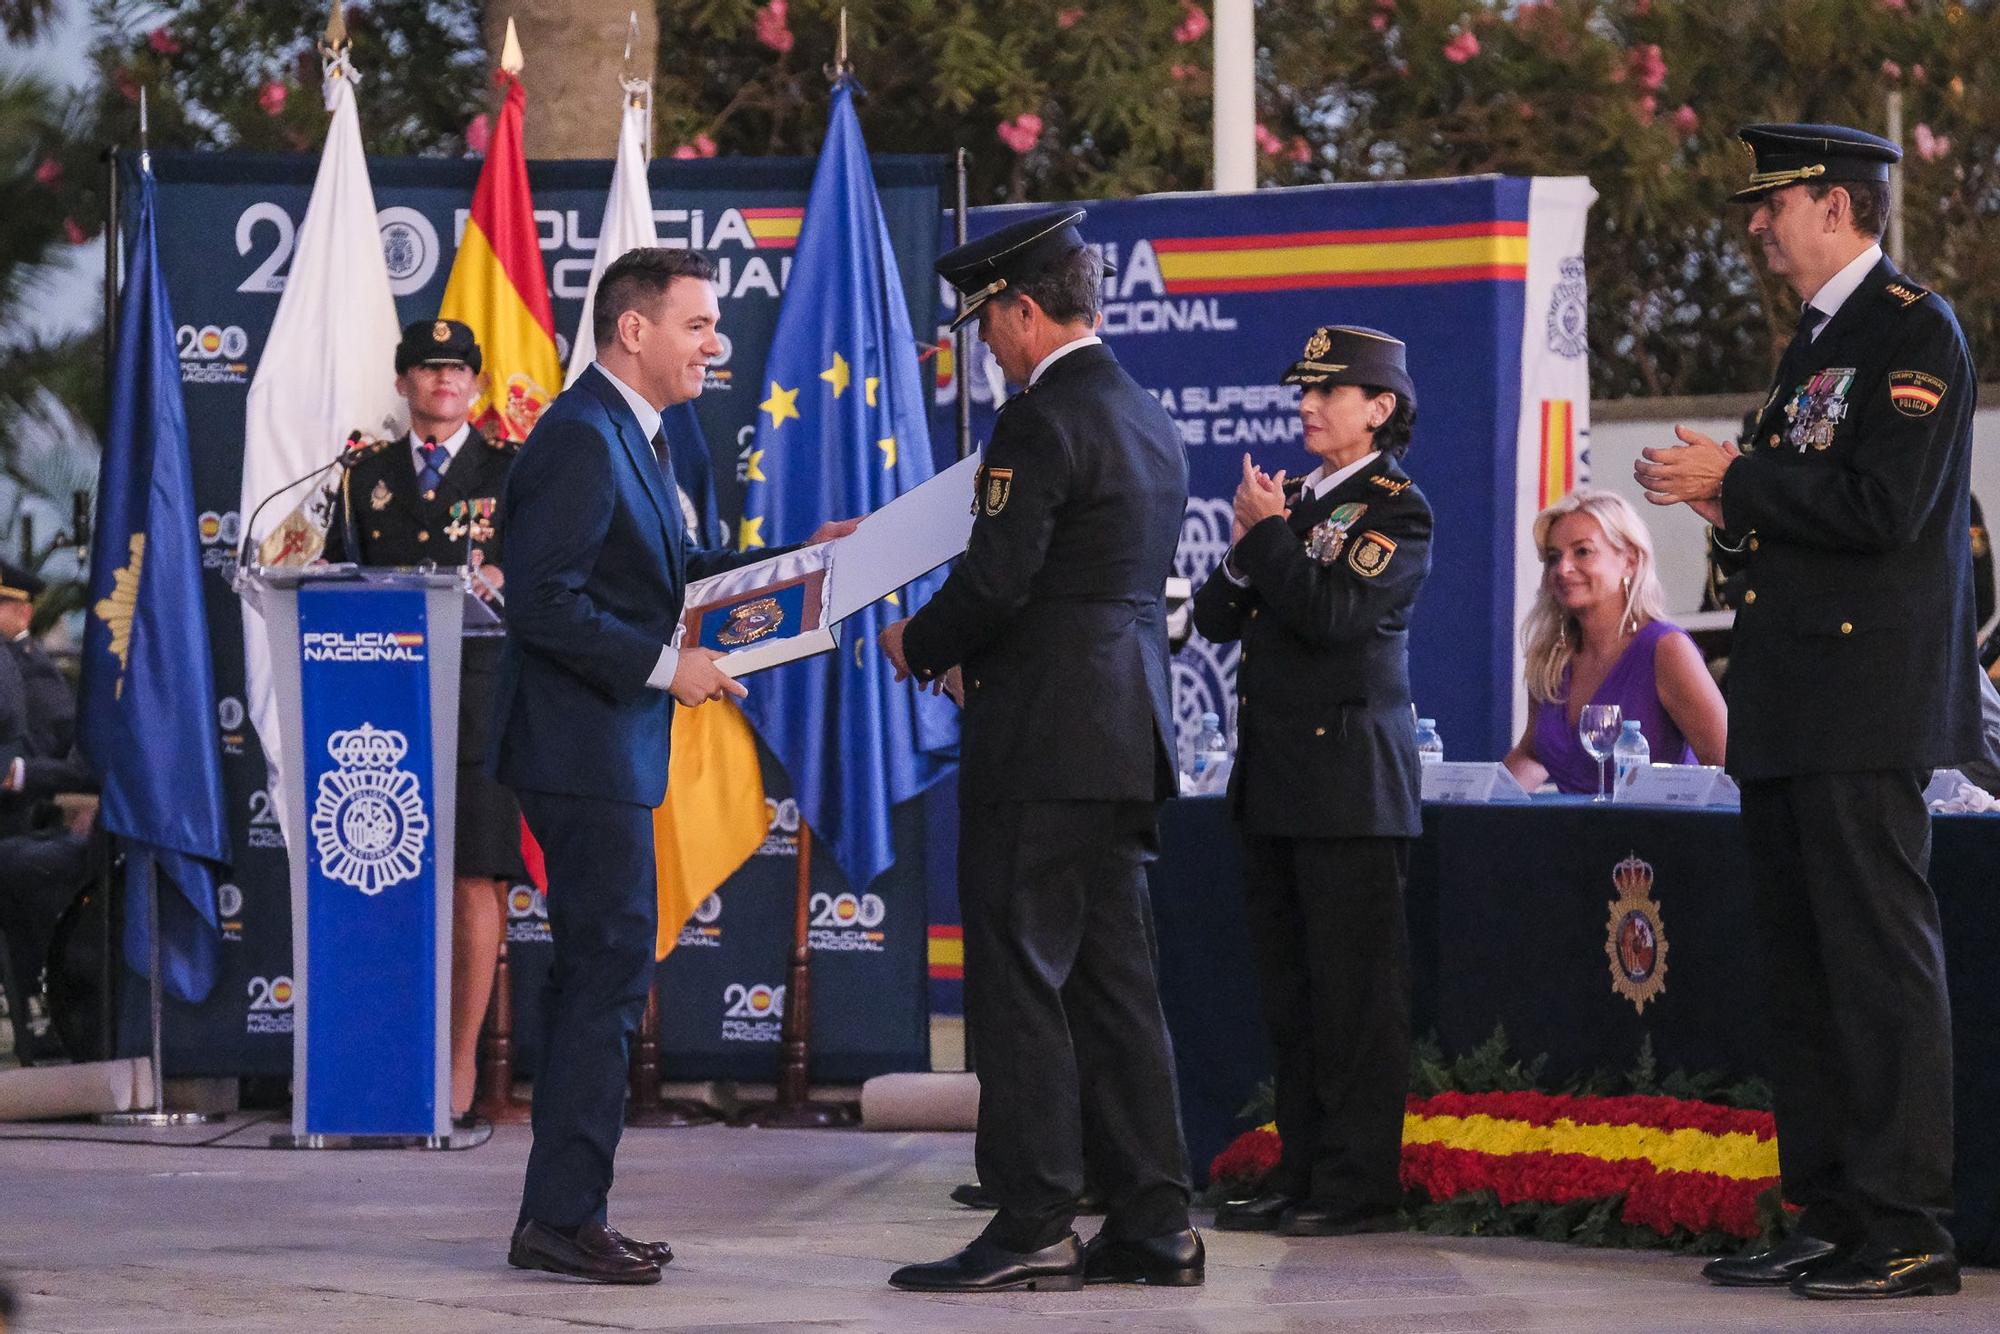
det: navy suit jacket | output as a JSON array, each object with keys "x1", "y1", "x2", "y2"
[{"x1": 492, "y1": 365, "x2": 752, "y2": 807}]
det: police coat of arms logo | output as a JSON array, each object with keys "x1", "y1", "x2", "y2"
[
  {"x1": 1604, "y1": 852, "x2": 1668, "y2": 1014},
  {"x1": 310, "y1": 723, "x2": 431, "y2": 896}
]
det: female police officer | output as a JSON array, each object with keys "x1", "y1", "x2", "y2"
[{"x1": 1192, "y1": 325, "x2": 1431, "y2": 1236}]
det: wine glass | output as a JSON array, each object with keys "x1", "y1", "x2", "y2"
[{"x1": 1578, "y1": 704, "x2": 1623, "y2": 803}]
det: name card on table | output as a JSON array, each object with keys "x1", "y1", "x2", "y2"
[
  {"x1": 1616, "y1": 763, "x2": 1739, "y2": 807},
  {"x1": 1421, "y1": 762, "x2": 1530, "y2": 804}
]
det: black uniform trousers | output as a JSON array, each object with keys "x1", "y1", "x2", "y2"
[
  {"x1": 0, "y1": 829, "x2": 88, "y2": 1046},
  {"x1": 1738, "y1": 770, "x2": 1954, "y2": 1253},
  {"x1": 1240, "y1": 833, "x2": 1410, "y2": 1210},
  {"x1": 959, "y1": 798, "x2": 1192, "y2": 1252},
  {"x1": 513, "y1": 789, "x2": 657, "y2": 1232}
]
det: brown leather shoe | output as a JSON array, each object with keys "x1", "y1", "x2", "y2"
[
  {"x1": 606, "y1": 1226, "x2": 673, "y2": 1267},
  {"x1": 508, "y1": 1220, "x2": 662, "y2": 1284}
]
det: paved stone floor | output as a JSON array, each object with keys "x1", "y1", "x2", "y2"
[{"x1": 0, "y1": 1119, "x2": 1992, "y2": 1332}]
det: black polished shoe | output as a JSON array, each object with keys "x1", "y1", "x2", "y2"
[
  {"x1": 1791, "y1": 1249, "x2": 1960, "y2": 1300},
  {"x1": 508, "y1": 1220, "x2": 662, "y2": 1285},
  {"x1": 1214, "y1": 1191, "x2": 1300, "y2": 1232},
  {"x1": 887, "y1": 1234, "x2": 1084, "y2": 1292},
  {"x1": 606, "y1": 1226, "x2": 673, "y2": 1267},
  {"x1": 1083, "y1": 1227, "x2": 1204, "y2": 1286},
  {"x1": 1075, "y1": 1187, "x2": 1106, "y2": 1216},
  {"x1": 1701, "y1": 1232, "x2": 1847, "y2": 1287},
  {"x1": 1276, "y1": 1202, "x2": 1400, "y2": 1237},
  {"x1": 948, "y1": 1181, "x2": 999, "y2": 1210}
]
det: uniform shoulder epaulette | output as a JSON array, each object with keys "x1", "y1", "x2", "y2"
[
  {"x1": 1883, "y1": 280, "x2": 1930, "y2": 309},
  {"x1": 1368, "y1": 474, "x2": 1413, "y2": 497},
  {"x1": 342, "y1": 431, "x2": 395, "y2": 464}
]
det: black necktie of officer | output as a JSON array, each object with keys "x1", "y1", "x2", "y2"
[{"x1": 1773, "y1": 304, "x2": 1826, "y2": 388}]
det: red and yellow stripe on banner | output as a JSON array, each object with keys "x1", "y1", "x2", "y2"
[
  {"x1": 742, "y1": 208, "x2": 804, "y2": 250},
  {"x1": 1152, "y1": 221, "x2": 1529, "y2": 295},
  {"x1": 928, "y1": 925, "x2": 964, "y2": 981},
  {"x1": 438, "y1": 74, "x2": 561, "y2": 443},
  {"x1": 1539, "y1": 399, "x2": 1577, "y2": 507}
]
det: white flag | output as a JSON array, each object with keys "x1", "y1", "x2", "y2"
[
  {"x1": 566, "y1": 89, "x2": 657, "y2": 384},
  {"x1": 238, "y1": 70, "x2": 406, "y2": 841}
]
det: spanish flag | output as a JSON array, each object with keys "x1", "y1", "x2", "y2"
[{"x1": 438, "y1": 22, "x2": 560, "y2": 443}]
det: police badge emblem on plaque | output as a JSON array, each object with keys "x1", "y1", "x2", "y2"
[
  {"x1": 717, "y1": 596, "x2": 785, "y2": 646},
  {"x1": 1783, "y1": 367, "x2": 1855, "y2": 451}
]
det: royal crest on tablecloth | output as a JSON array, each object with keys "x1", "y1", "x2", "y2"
[{"x1": 1605, "y1": 852, "x2": 1668, "y2": 1014}]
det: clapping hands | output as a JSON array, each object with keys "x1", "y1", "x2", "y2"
[{"x1": 1232, "y1": 452, "x2": 1289, "y2": 542}]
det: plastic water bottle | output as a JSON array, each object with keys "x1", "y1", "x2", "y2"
[
  {"x1": 1612, "y1": 719, "x2": 1650, "y2": 799},
  {"x1": 1414, "y1": 717, "x2": 1444, "y2": 766},
  {"x1": 1189, "y1": 711, "x2": 1231, "y2": 795}
]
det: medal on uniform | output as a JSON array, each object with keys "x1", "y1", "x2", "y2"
[
  {"x1": 469, "y1": 497, "x2": 497, "y2": 543},
  {"x1": 1783, "y1": 367, "x2": 1855, "y2": 452},
  {"x1": 1304, "y1": 502, "x2": 1367, "y2": 564},
  {"x1": 443, "y1": 500, "x2": 470, "y2": 543},
  {"x1": 369, "y1": 479, "x2": 393, "y2": 511}
]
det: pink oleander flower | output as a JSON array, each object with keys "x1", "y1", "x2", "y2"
[
  {"x1": 1057, "y1": 8, "x2": 1083, "y2": 28},
  {"x1": 1443, "y1": 30, "x2": 1480, "y2": 63},
  {"x1": 1636, "y1": 94, "x2": 1657, "y2": 124},
  {"x1": 695, "y1": 134, "x2": 718, "y2": 158},
  {"x1": 1671, "y1": 103, "x2": 1698, "y2": 137},
  {"x1": 997, "y1": 113, "x2": 1043, "y2": 155},
  {"x1": 1288, "y1": 135, "x2": 1311, "y2": 164},
  {"x1": 258, "y1": 81, "x2": 288, "y2": 116},
  {"x1": 465, "y1": 113, "x2": 491, "y2": 154},
  {"x1": 1911, "y1": 63, "x2": 1927, "y2": 81},
  {"x1": 1881, "y1": 0, "x2": 1907, "y2": 10},
  {"x1": 113, "y1": 67, "x2": 140, "y2": 102},
  {"x1": 1254, "y1": 123, "x2": 1283, "y2": 156},
  {"x1": 1629, "y1": 43, "x2": 1667, "y2": 92},
  {"x1": 1914, "y1": 122, "x2": 1951, "y2": 161},
  {"x1": 34, "y1": 157, "x2": 61, "y2": 186},
  {"x1": 1174, "y1": 3, "x2": 1209, "y2": 43},
  {"x1": 1371, "y1": 13, "x2": 1388, "y2": 31},
  {"x1": 1881, "y1": 59, "x2": 1902, "y2": 81},
  {"x1": 63, "y1": 218, "x2": 86, "y2": 245},
  {"x1": 146, "y1": 27, "x2": 180, "y2": 56},
  {"x1": 1171, "y1": 63, "x2": 1200, "y2": 82},
  {"x1": 672, "y1": 144, "x2": 699, "y2": 159},
  {"x1": 755, "y1": 0, "x2": 795, "y2": 55}
]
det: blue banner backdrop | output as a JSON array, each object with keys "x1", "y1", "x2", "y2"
[{"x1": 123, "y1": 151, "x2": 949, "y2": 1080}]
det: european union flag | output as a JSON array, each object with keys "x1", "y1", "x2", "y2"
[
  {"x1": 739, "y1": 77, "x2": 957, "y2": 892},
  {"x1": 79, "y1": 163, "x2": 231, "y2": 1004}
]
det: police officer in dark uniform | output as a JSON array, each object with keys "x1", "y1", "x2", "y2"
[
  {"x1": 323, "y1": 317, "x2": 526, "y2": 1122},
  {"x1": 879, "y1": 209, "x2": 1199, "y2": 1292},
  {"x1": 1639, "y1": 123, "x2": 1976, "y2": 1300},
  {"x1": 0, "y1": 561, "x2": 95, "y2": 1062},
  {"x1": 1193, "y1": 326, "x2": 1431, "y2": 1237}
]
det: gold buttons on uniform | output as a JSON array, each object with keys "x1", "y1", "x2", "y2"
[
  {"x1": 971, "y1": 679, "x2": 982, "y2": 689},
  {"x1": 1769, "y1": 434, "x2": 1780, "y2": 446},
  {"x1": 1841, "y1": 622, "x2": 1853, "y2": 635},
  {"x1": 1743, "y1": 589, "x2": 1756, "y2": 605},
  {"x1": 1313, "y1": 726, "x2": 1326, "y2": 737},
  {"x1": 370, "y1": 529, "x2": 381, "y2": 539},
  {"x1": 1749, "y1": 537, "x2": 1760, "y2": 551},
  {"x1": 417, "y1": 531, "x2": 430, "y2": 542},
  {"x1": 1250, "y1": 608, "x2": 1260, "y2": 619}
]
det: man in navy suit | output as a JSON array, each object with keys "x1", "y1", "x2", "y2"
[{"x1": 495, "y1": 247, "x2": 852, "y2": 1283}]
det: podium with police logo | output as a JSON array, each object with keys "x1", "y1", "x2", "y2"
[{"x1": 241, "y1": 567, "x2": 467, "y2": 1146}]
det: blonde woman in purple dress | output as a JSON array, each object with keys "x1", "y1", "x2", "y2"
[{"x1": 1503, "y1": 488, "x2": 1727, "y2": 793}]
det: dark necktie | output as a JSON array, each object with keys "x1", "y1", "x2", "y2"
[
  {"x1": 416, "y1": 437, "x2": 447, "y2": 498},
  {"x1": 1774, "y1": 305, "x2": 1826, "y2": 385}
]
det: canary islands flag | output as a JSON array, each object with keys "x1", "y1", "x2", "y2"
[
  {"x1": 79, "y1": 163, "x2": 232, "y2": 1003},
  {"x1": 738, "y1": 77, "x2": 957, "y2": 893},
  {"x1": 439, "y1": 58, "x2": 560, "y2": 443}
]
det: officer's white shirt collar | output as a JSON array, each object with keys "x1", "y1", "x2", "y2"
[
  {"x1": 594, "y1": 361, "x2": 665, "y2": 446},
  {"x1": 1805, "y1": 242, "x2": 1883, "y2": 340},
  {"x1": 1300, "y1": 450, "x2": 1382, "y2": 502},
  {"x1": 1028, "y1": 334, "x2": 1102, "y2": 387},
  {"x1": 407, "y1": 422, "x2": 471, "y2": 466}
]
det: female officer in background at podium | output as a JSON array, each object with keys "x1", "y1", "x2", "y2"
[
  {"x1": 321, "y1": 317, "x2": 524, "y2": 1125},
  {"x1": 1191, "y1": 325, "x2": 1431, "y2": 1237}
]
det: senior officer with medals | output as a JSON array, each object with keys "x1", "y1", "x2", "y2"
[
  {"x1": 1639, "y1": 124, "x2": 1977, "y2": 1300},
  {"x1": 1193, "y1": 326, "x2": 1431, "y2": 1238},
  {"x1": 879, "y1": 209, "x2": 1200, "y2": 1292},
  {"x1": 322, "y1": 317, "x2": 524, "y2": 1125}
]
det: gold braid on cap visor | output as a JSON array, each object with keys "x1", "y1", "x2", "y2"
[{"x1": 1744, "y1": 163, "x2": 1828, "y2": 191}]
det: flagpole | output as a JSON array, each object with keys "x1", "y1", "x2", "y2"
[{"x1": 954, "y1": 148, "x2": 971, "y2": 461}]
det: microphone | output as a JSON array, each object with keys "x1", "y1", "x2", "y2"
[{"x1": 235, "y1": 431, "x2": 395, "y2": 573}]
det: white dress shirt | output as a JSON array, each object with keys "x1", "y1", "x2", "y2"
[
  {"x1": 1804, "y1": 242, "x2": 1883, "y2": 339},
  {"x1": 1028, "y1": 334, "x2": 1102, "y2": 387}
]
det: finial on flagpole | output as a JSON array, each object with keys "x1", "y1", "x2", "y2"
[
  {"x1": 323, "y1": 0, "x2": 348, "y2": 52},
  {"x1": 825, "y1": 6, "x2": 852, "y2": 83},
  {"x1": 320, "y1": 0, "x2": 357, "y2": 90},
  {"x1": 623, "y1": 10, "x2": 640, "y2": 73},
  {"x1": 501, "y1": 17, "x2": 526, "y2": 76}
]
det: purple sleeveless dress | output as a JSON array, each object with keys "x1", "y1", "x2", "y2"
[{"x1": 1531, "y1": 619, "x2": 1699, "y2": 794}]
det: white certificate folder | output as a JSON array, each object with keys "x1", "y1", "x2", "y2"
[{"x1": 675, "y1": 451, "x2": 982, "y2": 676}]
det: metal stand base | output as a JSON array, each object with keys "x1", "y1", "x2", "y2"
[
  {"x1": 732, "y1": 1100, "x2": 859, "y2": 1129},
  {"x1": 269, "y1": 1130, "x2": 477, "y2": 1150},
  {"x1": 98, "y1": 1110, "x2": 222, "y2": 1128}
]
